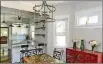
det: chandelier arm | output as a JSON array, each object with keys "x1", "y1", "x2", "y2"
[
  {"x1": 44, "y1": 1, "x2": 56, "y2": 12},
  {"x1": 3, "y1": 13, "x2": 5, "y2": 21},
  {"x1": 39, "y1": 4, "x2": 44, "y2": 12},
  {"x1": 15, "y1": 11, "x2": 16, "y2": 23},
  {"x1": 52, "y1": 5, "x2": 53, "y2": 19},
  {"x1": 38, "y1": 2, "x2": 45, "y2": 12},
  {"x1": 33, "y1": 5, "x2": 42, "y2": 12},
  {"x1": 21, "y1": 10, "x2": 23, "y2": 25},
  {"x1": 46, "y1": 5, "x2": 56, "y2": 12},
  {"x1": 45, "y1": 1, "x2": 56, "y2": 11},
  {"x1": 43, "y1": 1, "x2": 46, "y2": 13},
  {"x1": 33, "y1": 1, "x2": 46, "y2": 12}
]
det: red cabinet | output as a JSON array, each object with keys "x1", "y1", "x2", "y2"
[{"x1": 66, "y1": 48, "x2": 102, "y2": 63}]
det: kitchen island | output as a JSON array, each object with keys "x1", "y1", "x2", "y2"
[{"x1": 12, "y1": 41, "x2": 36, "y2": 63}]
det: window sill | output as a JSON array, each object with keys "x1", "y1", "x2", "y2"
[
  {"x1": 75, "y1": 24, "x2": 102, "y2": 28},
  {"x1": 54, "y1": 44, "x2": 67, "y2": 48}
]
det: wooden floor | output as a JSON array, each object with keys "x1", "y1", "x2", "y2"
[
  {"x1": 1, "y1": 50, "x2": 12, "y2": 63},
  {"x1": 0, "y1": 57, "x2": 11, "y2": 63}
]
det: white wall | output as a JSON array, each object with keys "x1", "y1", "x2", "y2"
[
  {"x1": 74, "y1": 2, "x2": 102, "y2": 52},
  {"x1": 47, "y1": 4, "x2": 75, "y2": 62},
  {"x1": 47, "y1": 1, "x2": 102, "y2": 61}
]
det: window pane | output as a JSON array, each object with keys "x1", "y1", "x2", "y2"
[
  {"x1": 1, "y1": 28, "x2": 8, "y2": 36},
  {"x1": 56, "y1": 36, "x2": 66, "y2": 47},
  {"x1": 56, "y1": 21, "x2": 65, "y2": 33},
  {"x1": 20, "y1": 27, "x2": 28, "y2": 35},
  {"x1": 88, "y1": 16, "x2": 98, "y2": 24},
  {"x1": 78, "y1": 17, "x2": 87, "y2": 25},
  {"x1": 32, "y1": 32, "x2": 35, "y2": 39},
  {"x1": 31, "y1": 25, "x2": 35, "y2": 31},
  {"x1": 12, "y1": 26, "x2": 28, "y2": 35}
]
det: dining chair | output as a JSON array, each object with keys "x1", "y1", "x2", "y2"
[
  {"x1": 20, "y1": 50, "x2": 29, "y2": 63},
  {"x1": 53, "y1": 48, "x2": 64, "y2": 60},
  {"x1": 38, "y1": 43, "x2": 45, "y2": 48}
]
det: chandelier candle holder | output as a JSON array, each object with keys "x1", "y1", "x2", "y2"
[
  {"x1": 33, "y1": 1, "x2": 56, "y2": 24},
  {"x1": 89, "y1": 40, "x2": 99, "y2": 51}
]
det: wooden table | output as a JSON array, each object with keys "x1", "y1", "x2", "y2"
[{"x1": 23, "y1": 53, "x2": 65, "y2": 64}]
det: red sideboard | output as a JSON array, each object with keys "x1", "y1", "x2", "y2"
[{"x1": 66, "y1": 48, "x2": 103, "y2": 63}]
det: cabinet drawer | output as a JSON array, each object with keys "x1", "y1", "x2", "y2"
[
  {"x1": 76, "y1": 52, "x2": 86, "y2": 63},
  {"x1": 66, "y1": 57, "x2": 75, "y2": 63},
  {"x1": 85, "y1": 53, "x2": 98, "y2": 63},
  {"x1": 76, "y1": 58, "x2": 85, "y2": 63},
  {"x1": 66, "y1": 49, "x2": 78, "y2": 56}
]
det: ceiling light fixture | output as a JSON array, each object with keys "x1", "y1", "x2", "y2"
[
  {"x1": 25, "y1": 25, "x2": 29, "y2": 28},
  {"x1": 16, "y1": 10, "x2": 23, "y2": 27},
  {"x1": 17, "y1": 24, "x2": 21, "y2": 27},
  {"x1": 33, "y1": 1, "x2": 56, "y2": 23},
  {"x1": 9, "y1": 24, "x2": 14, "y2": 27},
  {"x1": 18, "y1": 10, "x2": 22, "y2": 20},
  {"x1": 2, "y1": 13, "x2": 6, "y2": 23}
]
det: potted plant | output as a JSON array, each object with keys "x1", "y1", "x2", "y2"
[{"x1": 89, "y1": 40, "x2": 99, "y2": 51}]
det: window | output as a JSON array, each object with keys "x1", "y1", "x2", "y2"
[
  {"x1": 77, "y1": 15, "x2": 99, "y2": 26},
  {"x1": 56, "y1": 36, "x2": 66, "y2": 46},
  {"x1": 78, "y1": 16, "x2": 87, "y2": 25},
  {"x1": 56, "y1": 21, "x2": 65, "y2": 33},
  {"x1": 55, "y1": 19, "x2": 67, "y2": 47},
  {"x1": 31, "y1": 25, "x2": 35, "y2": 40},
  {"x1": 88, "y1": 15, "x2": 98, "y2": 24},
  {"x1": 12, "y1": 25, "x2": 28, "y2": 35},
  {"x1": 75, "y1": 6, "x2": 102, "y2": 27}
]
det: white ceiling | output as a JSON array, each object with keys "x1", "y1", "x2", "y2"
[
  {"x1": 1, "y1": 1, "x2": 66, "y2": 12},
  {"x1": 1, "y1": 1, "x2": 101, "y2": 12},
  {"x1": 1, "y1": 1, "x2": 101, "y2": 24}
]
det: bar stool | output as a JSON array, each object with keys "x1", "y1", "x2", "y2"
[
  {"x1": 36, "y1": 43, "x2": 46, "y2": 54},
  {"x1": 21, "y1": 45, "x2": 29, "y2": 50},
  {"x1": 38, "y1": 43, "x2": 45, "y2": 48},
  {"x1": 20, "y1": 50, "x2": 28, "y2": 63},
  {"x1": 20, "y1": 45, "x2": 29, "y2": 63}
]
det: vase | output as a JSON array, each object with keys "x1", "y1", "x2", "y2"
[
  {"x1": 80, "y1": 39, "x2": 85, "y2": 51},
  {"x1": 73, "y1": 42, "x2": 76, "y2": 49},
  {"x1": 91, "y1": 45, "x2": 95, "y2": 51}
]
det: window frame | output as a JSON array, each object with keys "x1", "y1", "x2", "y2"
[
  {"x1": 75, "y1": 6, "x2": 102, "y2": 28},
  {"x1": 30, "y1": 25, "x2": 35, "y2": 40},
  {"x1": 88, "y1": 15, "x2": 99, "y2": 25},
  {"x1": 55, "y1": 18, "x2": 67, "y2": 47}
]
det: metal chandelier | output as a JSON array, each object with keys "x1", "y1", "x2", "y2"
[{"x1": 33, "y1": 1, "x2": 56, "y2": 23}]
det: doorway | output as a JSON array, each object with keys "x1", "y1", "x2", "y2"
[{"x1": 0, "y1": 27, "x2": 11, "y2": 63}]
